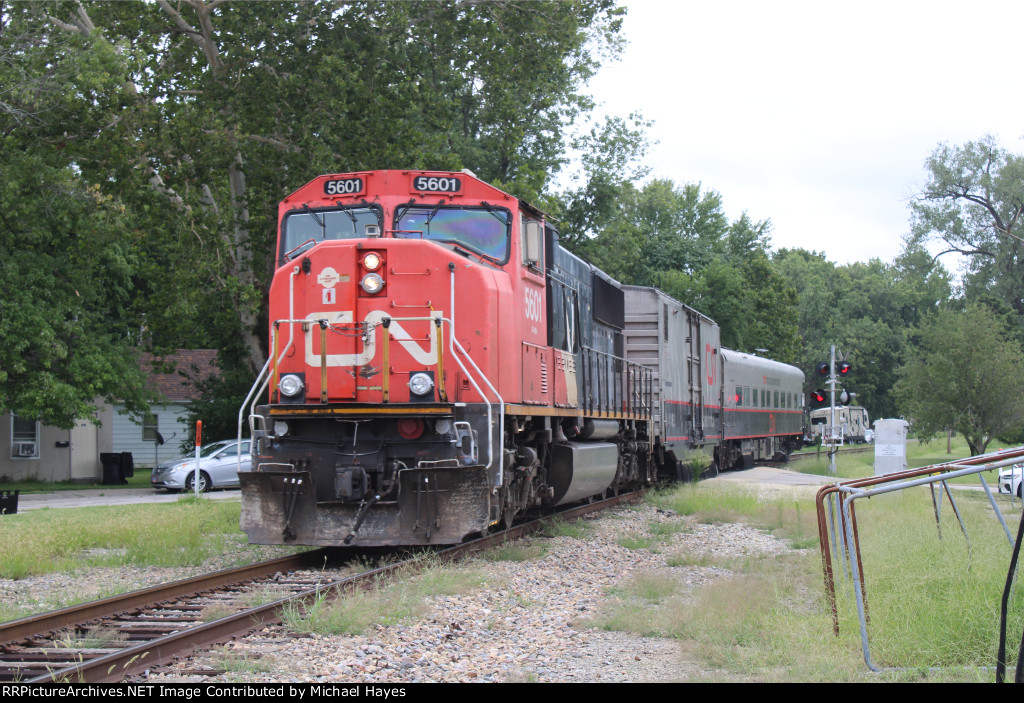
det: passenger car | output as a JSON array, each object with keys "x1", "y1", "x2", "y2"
[
  {"x1": 150, "y1": 440, "x2": 250, "y2": 492},
  {"x1": 999, "y1": 464, "x2": 1023, "y2": 498}
]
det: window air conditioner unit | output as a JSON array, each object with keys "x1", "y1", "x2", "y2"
[{"x1": 16, "y1": 442, "x2": 36, "y2": 457}]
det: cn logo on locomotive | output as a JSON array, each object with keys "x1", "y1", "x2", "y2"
[{"x1": 302, "y1": 310, "x2": 443, "y2": 367}]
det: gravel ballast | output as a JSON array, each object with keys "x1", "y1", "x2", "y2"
[
  {"x1": 168, "y1": 504, "x2": 791, "y2": 683},
  {"x1": 1, "y1": 502, "x2": 796, "y2": 683}
]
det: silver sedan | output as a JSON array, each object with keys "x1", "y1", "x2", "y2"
[{"x1": 150, "y1": 439, "x2": 250, "y2": 492}]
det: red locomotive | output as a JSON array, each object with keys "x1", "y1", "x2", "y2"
[{"x1": 238, "y1": 170, "x2": 803, "y2": 547}]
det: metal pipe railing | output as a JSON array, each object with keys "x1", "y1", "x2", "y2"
[{"x1": 815, "y1": 445, "x2": 1024, "y2": 672}]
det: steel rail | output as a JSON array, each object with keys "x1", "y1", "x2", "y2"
[
  {"x1": 0, "y1": 549, "x2": 330, "y2": 647},
  {"x1": 22, "y1": 491, "x2": 641, "y2": 683}
]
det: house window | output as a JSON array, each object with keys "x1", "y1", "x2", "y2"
[
  {"x1": 143, "y1": 413, "x2": 159, "y2": 442},
  {"x1": 11, "y1": 415, "x2": 39, "y2": 458}
]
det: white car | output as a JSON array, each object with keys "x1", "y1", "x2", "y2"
[
  {"x1": 150, "y1": 439, "x2": 250, "y2": 492},
  {"x1": 999, "y1": 464, "x2": 1023, "y2": 498}
]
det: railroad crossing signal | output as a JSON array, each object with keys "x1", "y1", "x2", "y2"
[{"x1": 815, "y1": 346, "x2": 856, "y2": 476}]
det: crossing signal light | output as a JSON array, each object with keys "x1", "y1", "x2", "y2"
[
  {"x1": 816, "y1": 362, "x2": 829, "y2": 376},
  {"x1": 811, "y1": 389, "x2": 827, "y2": 405},
  {"x1": 838, "y1": 361, "x2": 852, "y2": 376},
  {"x1": 839, "y1": 390, "x2": 856, "y2": 405}
]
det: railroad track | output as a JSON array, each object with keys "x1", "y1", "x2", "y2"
[{"x1": 0, "y1": 491, "x2": 640, "y2": 683}]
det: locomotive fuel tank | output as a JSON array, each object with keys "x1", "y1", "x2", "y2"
[{"x1": 547, "y1": 441, "x2": 619, "y2": 506}]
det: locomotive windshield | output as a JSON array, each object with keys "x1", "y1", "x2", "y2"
[
  {"x1": 394, "y1": 205, "x2": 510, "y2": 263},
  {"x1": 280, "y1": 206, "x2": 382, "y2": 263}
]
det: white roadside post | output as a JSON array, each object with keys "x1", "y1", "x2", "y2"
[{"x1": 194, "y1": 420, "x2": 202, "y2": 498}]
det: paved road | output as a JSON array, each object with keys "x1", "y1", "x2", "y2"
[
  {"x1": 12, "y1": 487, "x2": 241, "y2": 512},
  {"x1": 711, "y1": 466, "x2": 838, "y2": 488}
]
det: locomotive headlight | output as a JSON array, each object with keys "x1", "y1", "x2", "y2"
[
  {"x1": 279, "y1": 374, "x2": 305, "y2": 397},
  {"x1": 274, "y1": 420, "x2": 290, "y2": 437},
  {"x1": 408, "y1": 372, "x2": 434, "y2": 396},
  {"x1": 361, "y1": 252, "x2": 382, "y2": 271},
  {"x1": 434, "y1": 418, "x2": 452, "y2": 436},
  {"x1": 360, "y1": 273, "x2": 385, "y2": 294}
]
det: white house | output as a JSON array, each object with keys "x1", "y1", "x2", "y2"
[{"x1": 0, "y1": 350, "x2": 218, "y2": 483}]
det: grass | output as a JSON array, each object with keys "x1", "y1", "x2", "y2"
[
  {"x1": 280, "y1": 560, "x2": 486, "y2": 636},
  {"x1": 484, "y1": 540, "x2": 548, "y2": 562},
  {"x1": 199, "y1": 603, "x2": 237, "y2": 622},
  {"x1": 0, "y1": 468, "x2": 155, "y2": 494},
  {"x1": 239, "y1": 584, "x2": 292, "y2": 608},
  {"x1": 211, "y1": 647, "x2": 272, "y2": 677},
  {"x1": 593, "y1": 479, "x2": 1024, "y2": 681},
  {"x1": 539, "y1": 516, "x2": 593, "y2": 539},
  {"x1": 648, "y1": 482, "x2": 817, "y2": 548},
  {"x1": 790, "y1": 435, "x2": 1012, "y2": 483},
  {"x1": 56, "y1": 627, "x2": 127, "y2": 649},
  {"x1": 666, "y1": 551, "x2": 716, "y2": 568},
  {"x1": 0, "y1": 498, "x2": 258, "y2": 580},
  {"x1": 616, "y1": 533, "x2": 660, "y2": 550}
]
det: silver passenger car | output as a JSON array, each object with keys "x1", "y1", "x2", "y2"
[{"x1": 150, "y1": 439, "x2": 250, "y2": 492}]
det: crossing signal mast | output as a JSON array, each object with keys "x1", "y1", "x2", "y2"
[{"x1": 813, "y1": 345, "x2": 855, "y2": 475}]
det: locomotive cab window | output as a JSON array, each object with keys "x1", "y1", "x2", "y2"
[
  {"x1": 395, "y1": 204, "x2": 511, "y2": 263},
  {"x1": 280, "y1": 205, "x2": 382, "y2": 264}
]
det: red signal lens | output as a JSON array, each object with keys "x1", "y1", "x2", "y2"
[{"x1": 397, "y1": 418, "x2": 424, "y2": 440}]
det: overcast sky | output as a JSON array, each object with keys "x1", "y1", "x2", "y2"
[{"x1": 587, "y1": 0, "x2": 1024, "y2": 266}]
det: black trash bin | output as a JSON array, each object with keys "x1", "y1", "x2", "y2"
[
  {"x1": 120, "y1": 452, "x2": 134, "y2": 479},
  {"x1": 100, "y1": 453, "x2": 126, "y2": 485},
  {"x1": 0, "y1": 490, "x2": 18, "y2": 515}
]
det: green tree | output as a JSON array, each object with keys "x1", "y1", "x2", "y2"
[
  {"x1": 772, "y1": 246, "x2": 952, "y2": 420},
  {"x1": 30, "y1": 0, "x2": 630, "y2": 372},
  {"x1": 2, "y1": 0, "x2": 631, "y2": 427},
  {"x1": 545, "y1": 112, "x2": 652, "y2": 251},
  {"x1": 581, "y1": 178, "x2": 799, "y2": 360},
  {"x1": 909, "y1": 135, "x2": 1024, "y2": 325},
  {"x1": 894, "y1": 304, "x2": 1024, "y2": 456},
  {"x1": 0, "y1": 10, "x2": 149, "y2": 427}
]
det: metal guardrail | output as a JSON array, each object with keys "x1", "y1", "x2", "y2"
[{"x1": 815, "y1": 446, "x2": 1024, "y2": 672}]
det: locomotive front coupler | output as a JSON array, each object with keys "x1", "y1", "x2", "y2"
[{"x1": 343, "y1": 493, "x2": 381, "y2": 544}]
